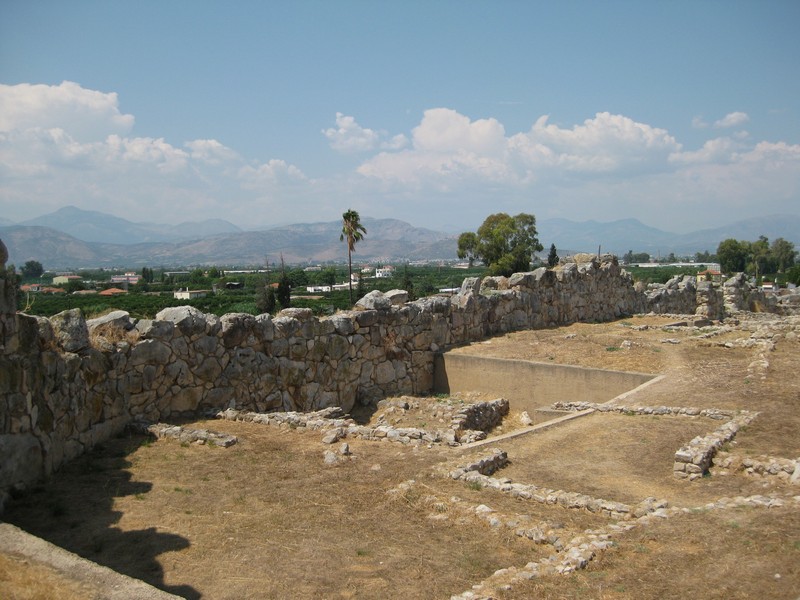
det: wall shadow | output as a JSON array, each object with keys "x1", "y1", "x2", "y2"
[{"x1": 3, "y1": 433, "x2": 200, "y2": 599}]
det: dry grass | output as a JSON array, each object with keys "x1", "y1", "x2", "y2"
[
  {"x1": 3, "y1": 314, "x2": 799, "y2": 598},
  {"x1": 88, "y1": 322, "x2": 140, "y2": 349},
  {"x1": 0, "y1": 552, "x2": 96, "y2": 600},
  {"x1": 499, "y1": 507, "x2": 800, "y2": 600}
]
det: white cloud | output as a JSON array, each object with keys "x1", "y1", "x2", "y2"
[
  {"x1": 323, "y1": 112, "x2": 409, "y2": 153},
  {"x1": 359, "y1": 110, "x2": 681, "y2": 186},
  {"x1": 1, "y1": 80, "x2": 797, "y2": 236},
  {"x1": 381, "y1": 133, "x2": 409, "y2": 151},
  {"x1": 714, "y1": 111, "x2": 749, "y2": 128},
  {"x1": 238, "y1": 159, "x2": 306, "y2": 186},
  {"x1": 104, "y1": 135, "x2": 189, "y2": 172},
  {"x1": 352, "y1": 109, "x2": 799, "y2": 232},
  {"x1": 522, "y1": 113, "x2": 680, "y2": 169},
  {"x1": 669, "y1": 137, "x2": 740, "y2": 164},
  {"x1": 692, "y1": 116, "x2": 709, "y2": 129},
  {"x1": 323, "y1": 113, "x2": 381, "y2": 152},
  {"x1": 185, "y1": 139, "x2": 240, "y2": 165},
  {"x1": 412, "y1": 108, "x2": 506, "y2": 154},
  {"x1": 0, "y1": 81, "x2": 134, "y2": 141},
  {"x1": 0, "y1": 81, "x2": 310, "y2": 227}
]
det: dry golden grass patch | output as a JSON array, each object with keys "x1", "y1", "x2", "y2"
[
  {"x1": 498, "y1": 506, "x2": 800, "y2": 600},
  {"x1": 0, "y1": 552, "x2": 97, "y2": 600},
  {"x1": 498, "y1": 413, "x2": 780, "y2": 507},
  {"x1": 6, "y1": 424, "x2": 568, "y2": 599}
]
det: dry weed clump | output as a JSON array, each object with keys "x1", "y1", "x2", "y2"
[{"x1": 89, "y1": 323, "x2": 140, "y2": 350}]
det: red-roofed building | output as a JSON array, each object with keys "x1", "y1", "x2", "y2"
[
  {"x1": 697, "y1": 269, "x2": 722, "y2": 283},
  {"x1": 99, "y1": 287, "x2": 127, "y2": 296}
]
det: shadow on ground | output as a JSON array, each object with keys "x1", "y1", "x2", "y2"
[{"x1": 3, "y1": 433, "x2": 200, "y2": 599}]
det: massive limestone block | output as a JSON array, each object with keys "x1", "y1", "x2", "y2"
[
  {"x1": 135, "y1": 318, "x2": 174, "y2": 341},
  {"x1": 156, "y1": 306, "x2": 208, "y2": 337},
  {"x1": 459, "y1": 277, "x2": 481, "y2": 296},
  {"x1": 0, "y1": 433, "x2": 42, "y2": 495},
  {"x1": 87, "y1": 310, "x2": 134, "y2": 332},
  {"x1": 385, "y1": 289, "x2": 409, "y2": 305},
  {"x1": 329, "y1": 314, "x2": 356, "y2": 335},
  {"x1": 129, "y1": 339, "x2": 172, "y2": 366},
  {"x1": 220, "y1": 313, "x2": 256, "y2": 348},
  {"x1": 356, "y1": 290, "x2": 393, "y2": 311},
  {"x1": 50, "y1": 309, "x2": 89, "y2": 353}
]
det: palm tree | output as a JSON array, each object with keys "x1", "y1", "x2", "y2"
[{"x1": 340, "y1": 209, "x2": 367, "y2": 303}]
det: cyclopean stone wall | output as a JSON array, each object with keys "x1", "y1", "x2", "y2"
[{"x1": 0, "y1": 250, "x2": 789, "y2": 509}]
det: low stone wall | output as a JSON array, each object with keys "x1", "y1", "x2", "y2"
[
  {"x1": 553, "y1": 401, "x2": 760, "y2": 481},
  {"x1": 216, "y1": 398, "x2": 510, "y2": 446},
  {"x1": 713, "y1": 451, "x2": 800, "y2": 484},
  {"x1": 672, "y1": 411, "x2": 759, "y2": 480}
]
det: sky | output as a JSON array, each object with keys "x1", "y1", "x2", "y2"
[{"x1": 1, "y1": 0, "x2": 799, "y2": 234}]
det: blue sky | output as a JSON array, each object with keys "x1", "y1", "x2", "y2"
[{"x1": 1, "y1": 0, "x2": 798, "y2": 233}]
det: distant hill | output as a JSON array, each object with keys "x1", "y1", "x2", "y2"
[
  {"x1": 20, "y1": 205, "x2": 242, "y2": 244},
  {"x1": 537, "y1": 218, "x2": 674, "y2": 254},
  {"x1": 2, "y1": 206, "x2": 798, "y2": 269},
  {"x1": 0, "y1": 226, "x2": 106, "y2": 266},
  {"x1": 0, "y1": 217, "x2": 458, "y2": 269},
  {"x1": 538, "y1": 214, "x2": 800, "y2": 256}
]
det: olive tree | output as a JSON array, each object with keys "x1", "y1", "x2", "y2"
[{"x1": 458, "y1": 213, "x2": 543, "y2": 276}]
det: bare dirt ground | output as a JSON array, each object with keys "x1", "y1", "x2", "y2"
[{"x1": 2, "y1": 314, "x2": 799, "y2": 599}]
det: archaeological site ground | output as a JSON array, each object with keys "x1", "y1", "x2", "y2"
[
  {"x1": 1, "y1": 254, "x2": 798, "y2": 599},
  {"x1": 2, "y1": 314, "x2": 798, "y2": 599}
]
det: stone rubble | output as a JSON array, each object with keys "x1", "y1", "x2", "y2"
[
  {"x1": 215, "y1": 398, "x2": 511, "y2": 447},
  {"x1": 445, "y1": 448, "x2": 799, "y2": 600},
  {"x1": 128, "y1": 421, "x2": 238, "y2": 447},
  {"x1": 713, "y1": 451, "x2": 800, "y2": 485}
]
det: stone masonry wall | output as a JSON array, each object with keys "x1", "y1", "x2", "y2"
[{"x1": 0, "y1": 251, "x2": 783, "y2": 508}]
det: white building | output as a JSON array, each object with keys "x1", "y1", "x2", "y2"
[{"x1": 173, "y1": 289, "x2": 209, "y2": 300}]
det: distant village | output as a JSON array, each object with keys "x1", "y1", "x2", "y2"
[{"x1": 18, "y1": 261, "x2": 479, "y2": 299}]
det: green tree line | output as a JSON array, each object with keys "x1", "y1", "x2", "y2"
[{"x1": 717, "y1": 236, "x2": 797, "y2": 281}]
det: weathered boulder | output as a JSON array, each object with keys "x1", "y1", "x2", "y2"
[
  {"x1": 87, "y1": 310, "x2": 134, "y2": 332},
  {"x1": 385, "y1": 289, "x2": 409, "y2": 305},
  {"x1": 572, "y1": 253, "x2": 598, "y2": 265},
  {"x1": 135, "y1": 319, "x2": 174, "y2": 340},
  {"x1": 50, "y1": 309, "x2": 89, "y2": 353},
  {"x1": 459, "y1": 277, "x2": 481, "y2": 296},
  {"x1": 156, "y1": 306, "x2": 207, "y2": 337},
  {"x1": 129, "y1": 339, "x2": 172, "y2": 366},
  {"x1": 356, "y1": 290, "x2": 393, "y2": 311},
  {"x1": 220, "y1": 312, "x2": 256, "y2": 348}
]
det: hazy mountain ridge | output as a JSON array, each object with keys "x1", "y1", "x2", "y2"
[
  {"x1": 0, "y1": 215, "x2": 459, "y2": 268},
  {"x1": 20, "y1": 205, "x2": 242, "y2": 244},
  {"x1": 1, "y1": 207, "x2": 798, "y2": 269}
]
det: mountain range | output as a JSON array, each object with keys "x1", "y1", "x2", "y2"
[{"x1": 1, "y1": 206, "x2": 798, "y2": 269}]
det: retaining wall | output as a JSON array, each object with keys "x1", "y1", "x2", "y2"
[{"x1": 433, "y1": 355, "x2": 654, "y2": 414}]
